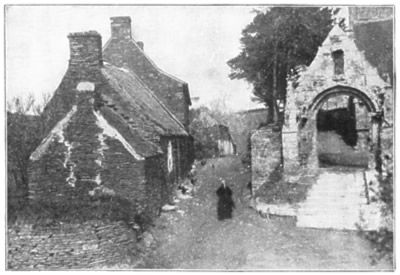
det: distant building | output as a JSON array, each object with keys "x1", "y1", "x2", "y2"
[{"x1": 190, "y1": 108, "x2": 236, "y2": 158}]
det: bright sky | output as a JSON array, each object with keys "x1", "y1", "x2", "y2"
[{"x1": 5, "y1": 5, "x2": 266, "y2": 111}]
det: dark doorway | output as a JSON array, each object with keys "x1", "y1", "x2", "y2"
[{"x1": 316, "y1": 95, "x2": 369, "y2": 168}]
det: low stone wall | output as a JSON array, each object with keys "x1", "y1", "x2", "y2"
[
  {"x1": 251, "y1": 127, "x2": 282, "y2": 193},
  {"x1": 7, "y1": 220, "x2": 137, "y2": 270}
]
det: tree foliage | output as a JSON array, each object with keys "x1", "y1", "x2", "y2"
[
  {"x1": 7, "y1": 94, "x2": 51, "y2": 212},
  {"x1": 228, "y1": 7, "x2": 339, "y2": 123}
]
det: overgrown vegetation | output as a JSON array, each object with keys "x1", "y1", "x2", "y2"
[
  {"x1": 7, "y1": 94, "x2": 51, "y2": 217},
  {"x1": 358, "y1": 155, "x2": 393, "y2": 265}
]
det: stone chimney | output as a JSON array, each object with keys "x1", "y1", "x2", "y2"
[
  {"x1": 110, "y1": 16, "x2": 132, "y2": 39},
  {"x1": 68, "y1": 31, "x2": 103, "y2": 69}
]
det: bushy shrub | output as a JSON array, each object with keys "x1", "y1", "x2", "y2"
[
  {"x1": 358, "y1": 154, "x2": 393, "y2": 265},
  {"x1": 361, "y1": 228, "x2": 393, "y2": 265}
]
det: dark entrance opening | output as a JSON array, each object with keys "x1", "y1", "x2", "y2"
[{"x1": 316, "y1": 95, "x2": 369, "y2": 168}]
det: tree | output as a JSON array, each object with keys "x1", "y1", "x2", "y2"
[
  {"x1": 228, "y1": 7, "x2": 339, "y2": 124},
  {"x1": 7, "y1": 93, "x2": 51, "y2": 210}
]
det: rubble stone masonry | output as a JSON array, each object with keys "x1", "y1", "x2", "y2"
[
  {"x1": 251, "y1": 127, "x2": 282, "y2": 193},
  {"x1": 8, "y1": 220, "x2": 137, "y2": 269}
]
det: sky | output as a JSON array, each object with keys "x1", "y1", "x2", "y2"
[{"x1": 5, "y1": 5, "x2": 268, "y2": 111}]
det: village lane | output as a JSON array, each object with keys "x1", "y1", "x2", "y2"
[{"x1": 139, "y1": 156, "x2": 391, "y2": 270}]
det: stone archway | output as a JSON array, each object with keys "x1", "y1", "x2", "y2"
[
  {"x1": 308, "y1": 85, "x2": 377, "y2": 113},
  {"x1": 298, "y1": 85, "x2": 382, "y2": 172}
]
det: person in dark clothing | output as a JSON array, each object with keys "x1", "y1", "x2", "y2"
[{"x1": 216, "y1": 180, "x2": 235, "y2": 221}]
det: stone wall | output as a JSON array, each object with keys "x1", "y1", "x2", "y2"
[
  {"x1": 229, "y1": 108, "x2": 268, "y2": 156},
  {"x1": 251, "y1": 127, "x2": 282, "y2": 193},
  {"x1": 282, "y1": 130, "x2": 299, "y2": 182},
  {"x1": 7, "y1": 220, "x2": 137, "y2": 270},
  {"x1": 349, "y1": 6, "x2": 393, "y2": 29},
  {"x1": 29, "y1": 91, "x2": 167, "y2": 221}
]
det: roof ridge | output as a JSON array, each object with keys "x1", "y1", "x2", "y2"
[
  {"x1": 93, "y1": 109, "x2": 145, "y2": 160},
  {"x1": 30, "y1": 105, "x2": 77, "y2": 161},
  {"x1": 110, "y1": 63, "x2": 188, "y2": 133},
  {"x1": 101, "y1": 63, "x2": 188, "y2": 135},
  {"x1": 102, "y1": 37, "x2": 112, "y2": 51},
  {"x1": 128, "y1": 38, "x2": 186, "y2": 84}
]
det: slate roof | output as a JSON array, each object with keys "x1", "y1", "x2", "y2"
[
  {"x1": 100, "y1": 63, "x2": 188, "y2": 138},
  {"x1": 196, "y1": 110, "x2": 221, "y2": 128},
  {"x1": 353, "y1": 19, "x2": 393, "y2": 85},
  {"x1": 103, "y1": 36, "x2": 188, "y2": 87},
  {"x1": 102, "y1": 26, "x2": 192, "y2": 112}
]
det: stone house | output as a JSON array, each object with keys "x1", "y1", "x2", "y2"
[
  {"x1": 190, "y1": 108, "x2": 236, "y2": 158},
  {"x1": 251, "y1": 7, "x2": 393, "y2": 230},
  {"x1": 10, "y1": 19, "x2": 195, "y2": 269},
  {"x1": 29, "y1": 29, "x2": 193, "y2": 216},
  {"x1": 103, "y1": 16, "x2": 192, "y2": 130}
]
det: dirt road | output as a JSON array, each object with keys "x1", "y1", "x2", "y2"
[{"x1": 140, "y1": 157, "x2": 392, "y2": 270}]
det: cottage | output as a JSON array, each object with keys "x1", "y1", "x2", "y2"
[
  {"x1": 103, "y1": 16, "x2": 192, "y2": 130},
  {"x1": 190, "y1": 108, "x2": 236, "y2": 158},
  {"x1": 29, "y1": 29, "x2": 193, "y2": 217}
]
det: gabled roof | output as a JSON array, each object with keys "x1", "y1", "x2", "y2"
[
  {"x1": 297, "y1": 24, "x2": 388, "y2": 88},
  {"x1": 100, "y1": 63, "x2": 188, "y2": 137},
  {"x1": 31, "y1": 100, "x2": 163, "y2": 162},
  {"x1": 103, "y1": 37, "x2": 186, "y2": 84},
  {"x1": 33, "y1": 28, "x2": 190, "y2": 162},
  {"x1": 96, "y1": 106, "x2": 162, "y2": 158},
  {"x1": 35, "y1": 63, "x2": 187, "y2": 162},
  {"x1": 353, "y1": 19, "x2": 393, "y2": 85},
  {"x1": 103, "y1": 34, "x2": 192, "y2": 106}
]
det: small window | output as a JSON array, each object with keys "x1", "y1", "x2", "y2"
[{"x1": 332, "y1": 50, "x2": 344, "y2": 75}]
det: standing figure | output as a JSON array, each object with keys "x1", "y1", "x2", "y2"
[{"x1": 216, "y1": 179, "x2": 235, "y2": 221}]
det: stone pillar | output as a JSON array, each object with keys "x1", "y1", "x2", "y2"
[
  {"x1": 298, "y1": 115, "x2": 316, "y2": 168},
  {"x1": 368, "y1": 112, "x2": 383, "y2": 172},
  {"x1": 282, "y1": 92, "x2": 303, "y2": 182},
  {"x1": 307, "y1": 117, "x2": 319, "y2": 171}
]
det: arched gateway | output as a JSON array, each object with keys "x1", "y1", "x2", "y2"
[
  {"x1": 295, "y1": 85, "x2": 381, "y2": 173},
  {"x1": 281, "y1": 24, "x2": 390, "y2": 182},
  {"x1": 251, "y1": 11, "x2": 393, "y2": 231}
]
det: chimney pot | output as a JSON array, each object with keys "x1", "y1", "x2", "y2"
[
  {"x1": 137, "y1": 41, "x2": 144, "y2": 50},
  {"x1": 68, "y1": 31, "x2": 103, "y2": 69},
  {"x1": 110, "y1": 16, "x2": 132, "y2": 39}
]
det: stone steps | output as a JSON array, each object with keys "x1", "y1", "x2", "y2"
[{"x1": 296, "y1": 170, "x2": 374, "y2": 230}]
